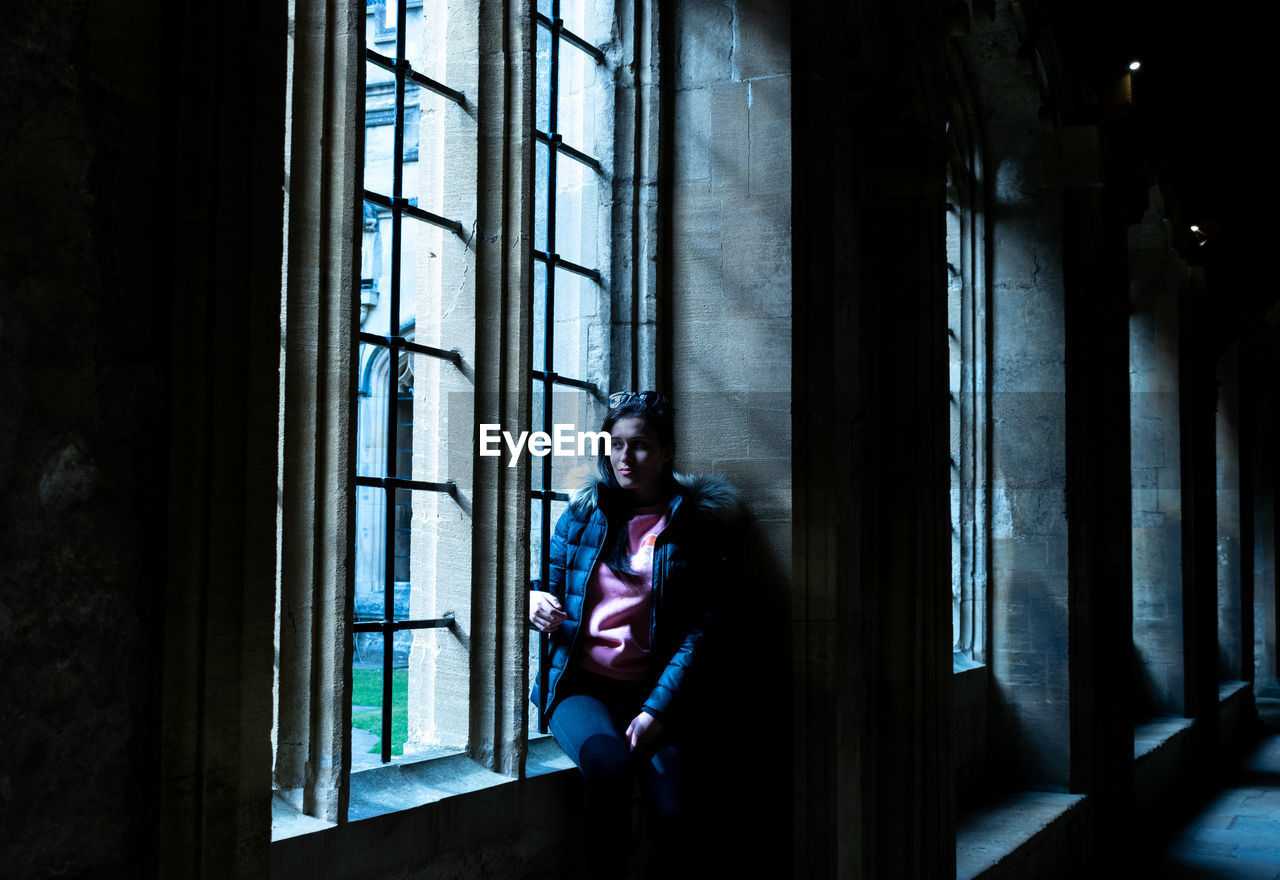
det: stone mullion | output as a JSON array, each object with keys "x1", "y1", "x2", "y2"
[
  {"x1": 275, "y1": 0, "x2": 360, "y2": 824},
  {"x1": 468, "y1": 0, "x2": 533, "y2": 777}
]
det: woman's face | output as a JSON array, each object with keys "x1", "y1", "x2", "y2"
[{"x1": 609, "y1": 415, "x2": 672, "y2": 499}]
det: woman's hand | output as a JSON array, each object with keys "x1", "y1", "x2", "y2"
[
  {"x1": 625, "y1": 711, "x2": 663, "y2": 752},
  {"x1": 529, "y1": 590, "x2": 567, "y2": 632}
]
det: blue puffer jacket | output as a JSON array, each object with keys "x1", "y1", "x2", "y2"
[{"x1": 531, "y1": 472, "x2": 744, "y2": 724}]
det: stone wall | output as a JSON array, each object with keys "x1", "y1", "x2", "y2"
[{"x1": 0, "y1": 1, "x2": 167, "y2": 874}]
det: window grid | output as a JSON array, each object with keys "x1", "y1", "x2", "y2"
[
  {"x1": 355, "y1": 0, "x2": 466, "y2": 765},
  {"x1": 531, "y1": 0, "x2": 607, "y2": 733},
  {"x1": 945, "y1": 104, "x2": 988, "y2": 669}
]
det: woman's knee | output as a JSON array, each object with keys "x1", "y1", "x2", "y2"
[{"x1": 577, "y1": 732, "x2": 632, "y2": 784}]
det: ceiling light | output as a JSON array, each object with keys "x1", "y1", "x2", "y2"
[{"x1": 1129, "y1": 60, "x2": 1141, "y2": 71}]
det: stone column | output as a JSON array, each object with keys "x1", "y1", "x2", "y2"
[
  {"x1": 1253, "y1": 389, "x2": 1279, "y2": 693},
  {"x1": 793, "y1": 0, "x2": 953, "y2": 874},
  {"x1": 667, "y1": 0, "x2": 793, "y2": 874},
  {"x1": 1128, "y1": 191, "x2": 1188, "y2": 718},
  {"x1": 1218, "y1": 344, "x2": 1244, "y2": 681},
  {"x1": 1062, "y1": 149, "x2": 1134, "y2": 852},
  {"x1": 1181, "y1": 269, "x2": 1221, "y2": 747}
]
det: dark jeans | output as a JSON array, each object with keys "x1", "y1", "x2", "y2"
[{"x1": 548, "y1": 667, "x2": 688, "y2": 878}]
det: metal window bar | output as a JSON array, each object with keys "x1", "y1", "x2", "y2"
[
  {"x1": 358, "y1": 0, "x2": 466, "y2": 765},
  {"x1": 532, "y1": 0, "x2": 607, "y2": 734}
]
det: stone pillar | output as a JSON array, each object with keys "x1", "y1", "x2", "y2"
[
  {"x1": 1218, "y1": 344, "x2": 1244, "y2": 681},
  {"x1": 163, "y1": 0, "x2": 293, "y2": 873},
  {"x1": 1128, "y1": 191, "x2": 1188, "y2": 718},
  {"x1": 853, "y1": 131, "x2": 955, "y2": 879},
  {"x1": 987, "y1": 131, "x2": 1071, "y2": 791},
  {"x1": 796, "y1": 4, "x2": 953, "y2": 877},
  {"x1": 1254, "y1": 389, "x2": 1279, "y2": 693},
  {"x1": 1063, "y1": 152, "x2": 1134, "y2": 851},
  {"x1": 667, "y1": 0, "x2": 792, "y2": 874},
  {"x1": 1181, "y1": 269, "x2": 1221, "y2": 765}
]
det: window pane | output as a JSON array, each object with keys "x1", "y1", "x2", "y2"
[
  {"x1": 531, "y1": 378, "x2": 548, "y2": 491},
  {"x1": 529, "y1": 491, "x2": 569, "y2": 597},
  {"x1": 392, "y1": 487, "x2": 415, "y2": 617},
  {"x1": 397, "y1": 214, "x2": 428, "y2": 335},
  {"x1": 533, "y1": 259, "x2": 548, "y2": 373},
  {"x1": 555, "y1": 153, "x2": 599, "y2": 269},
  {"x1": 551, "y1": 389, "x2": 604, "y2": 495},
  {"x1": 359, "y1": 201, "x2": 387, "y2": 338},
  {"x1": 530, "y1": 499, "x2": 541, "y2": 582},
  {"x1": 404, "y1": 482, "x2": 470, "y2": 754},
  {"x1": 551, "y1": 267, "x2": 600, "y2": 378},
  {"x1": 405, "y1": 627, "x2": 468, "y2": 757},
  {"x1": 350, "y1": 662, "x2": 387, "y2": 772},
  {"x1": 534, "y1": 140, "x2": 551, "y2": 255},
  {"x1": 407, "y1": 350, "x2": 449, "y2": 484},
  {"x1": 531, "y1": 387, "x2": 605, "y2": 496},
  {"x1": 559, "y1": 0, "x2": 592, "y2": 44},
  {"x1": 557, "y1": 39, "x2": 601, "y2": 158},
  {"x1": 536, "y1": 22, "x2": 552, "y2": 135},
  {"x1": 365, "y1": 60, "x2": 396, "y2": 198},
  {"x1": 401, "y1": 86, "x2": 449, "y2": 211},
  {"x1": 528, "y1": 496, "x2": 568, "y2": 739},
  {"x1": 355, "y1": 484, "x2": 388, "y2": 614},
  {"x1": 404, "y1": 0, "x2": 445, "y2": 73},
  {"x1": 357, "y1": 343, "x2": 389, "y2": 480}
]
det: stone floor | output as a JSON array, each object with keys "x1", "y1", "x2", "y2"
[{"x1": 1155, "y1": 701, "x2": 1280, "y2": 879}]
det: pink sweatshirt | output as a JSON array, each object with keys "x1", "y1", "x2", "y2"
[{"x1": 575, "y1": 503, "x2": 669, "y2": 680}]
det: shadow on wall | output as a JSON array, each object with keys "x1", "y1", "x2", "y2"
[
  {"x1": 987, "y1": 571, "x2": 1070, "y2": 793},
  {"x1": 677, "y1": 509, "x2": 791, "y2": 876},
  {"x1": 1131, "y1": 640, "x2": 1164, "y2": 721}
]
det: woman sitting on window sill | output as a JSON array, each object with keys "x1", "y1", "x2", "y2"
[{"x1": 529, "y1": 390, "x2": 745, "y2": 879}]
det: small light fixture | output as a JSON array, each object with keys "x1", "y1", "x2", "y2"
[
  {"x1": 1190, "y1": 224, "x2": 1200, "y2": 233},
  {"x1": 1129, "y1": 60, "x2": 1142, "y2": 72},
  {"x1": 1190, "y1": 225, "x2": 1209, "y2": 247}
]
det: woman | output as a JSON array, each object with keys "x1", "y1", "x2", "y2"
[{"x1": 529, "y1": 390, "x2": 742, "y2": 877}]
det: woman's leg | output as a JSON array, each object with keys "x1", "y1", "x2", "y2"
[
  {"x1": 548, "y1": 691, "x2": 636, "y2": 873},
  {"x1": 639, "y1": 741, "x2": 691, "y2": 879}
]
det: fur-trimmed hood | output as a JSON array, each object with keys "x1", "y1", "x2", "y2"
[{"x1": 568, "y1": 471, "x2": 746, "y2": 528}]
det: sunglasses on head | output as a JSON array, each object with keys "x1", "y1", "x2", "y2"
[{"x1": 607, "y1": 390, "x2": 670, "y2": 410}]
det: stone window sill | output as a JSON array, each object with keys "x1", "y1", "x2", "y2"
[
  {"x1": 1134, "y1": 715, "x2": 1194, "y2": 761},
  {"x1": 955, "y1": 791, "x2": 1087, "y2": 880},
  {"x1": 1219, "y1": 680, "x2": 1249, "y2": 702},
  {"x1": 270, "y1": 737, "x2": 575, "y2": 841}
]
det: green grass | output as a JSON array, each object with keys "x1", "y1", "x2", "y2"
[{"x1": 352, "y1": 667, "x2": 409, "y2": 756}]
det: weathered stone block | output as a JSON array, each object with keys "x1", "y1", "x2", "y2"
[
  {"x1": 736, "y1": 0, "x2": 790, "y2": 78},
  {"x1": 748, "y1": 76, "x2": 790, "y2": 197},
  {"x1": 675, "y1": 1, "x2": 735, "y2": 87},
  {"x1": 674, "y1": 87, "x2": 712, "y2": 184},
  {"x1": 709, "y1": 81, "x2": 749, "y2": 193}
]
